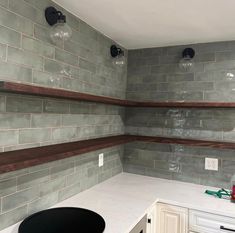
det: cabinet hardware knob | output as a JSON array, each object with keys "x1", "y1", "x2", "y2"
[
  {"x1": 147, "y1": 218, "x2": 151, "y2": 224},
  {"x1": 220, "y1": 226, "x2": 235, "y2": 232}
]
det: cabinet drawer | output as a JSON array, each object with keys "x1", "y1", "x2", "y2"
[{"x1": 189, "y1": 210, "x2": 235, "y2": 233}]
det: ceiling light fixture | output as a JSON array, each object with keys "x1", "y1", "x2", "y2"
[
  {"x1": 45, "y1": 7, "x2": 72, "y2": 44},
  {"x1": 179, "y1": 48, "x2": 195, "y2": 72},
  {"x1": 110, "y1": 45, "x2": 125, "y2": 66}
]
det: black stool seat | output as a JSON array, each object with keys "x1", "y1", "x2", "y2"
[{"x1": 18, "y1": 207, "x2": 106, "y2": 233}]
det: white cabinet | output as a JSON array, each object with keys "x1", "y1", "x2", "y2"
[
  {"x1": 189, "y1": 210, "x2": 235, "y2": 233},
  {"x1": 147, "y1": 204, "x2": 157, "y2": 233},
  {"x1": 156, "y1": 203, "x2": 188, "y2": 233}
]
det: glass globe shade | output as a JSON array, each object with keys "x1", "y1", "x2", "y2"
[
  {"x1": 112, "y1": 55, "x2": 125, "y2": 66},
  {"x1": 179, "y1": 57, "x2": 194, "y2": 72},
  {"x1": 50, "y1": 20, "x2": 72, "y2": 44}
]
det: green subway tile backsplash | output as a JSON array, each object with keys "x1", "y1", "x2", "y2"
[
  {"x1": 0, "y1": 0, "x2": 235, "y2": 230},
  {"x1": 22, "y1": 36, "x2": 55, "y2": 58},
  {"x1": 0, "y1": 25, "x2": 21, "y2": 47},
  {"x1": 0, "y1": 6, "x2": 33, "y2": 35},
  {"x1": 124, "y1": 42, "x2": 235, "y2": 190},
  {"x1": 0, "y1": 0, "x2": 125, "y2": 229},
  {"x1": 0, "y1": 146, "x2": 123, "y2": 230}
]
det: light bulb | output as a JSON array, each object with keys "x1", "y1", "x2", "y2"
[
  {"x1": 112, "y1": 55, "x2": 125, "y2": 66},
  {"x1": 179, "y1": 56, "x2": 194, "y2": 72},
  {"x1": 50, "y1": 20, "x2": 72, "y2": 44}
]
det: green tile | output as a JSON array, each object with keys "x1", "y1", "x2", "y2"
[
  {"x1": 33, "y1": 70, "x2": 63, "y2": 88},
  {"x1": 44, "y1": 59, "x2": 72, "y2": 76},
  {"x1": 4, "y1": 143, "x2": 40, "y2": 152},
  {"x1": 0, "y1": 95, "x2": 5, "y2": 112},
  {"x1": 79, "y1": 58, "x2": 96, "y2": 73},
  {"x1": 0, "y1": 25, "x2": 21, "y2": 47},
  {"x1": 55, "y1": 48, "x2": 78, "y2": 66},
  {"x1": 62, "y1": 115, "x2": 84, "y2": 126},
  {"x1": 23, "y1": 0, "x2": 53, "y2": 10},
  {"x1": 17, "y1": 169, "x2": 50, "y2": 190},
  {"x1": 0, "y1": 113, "x2": 30, "y2": 129},
  {"x1": 0, "y1": 169, "x2": 28, "y2": 182},
  {"x1": 64, "y1": 40, "x2": 93, "y2": 59},
  {"x1": 19, "y1": 128, "x2": 51, "y2": 144},
  {"x1": 0, "y1": 43, "x2": 6, "y2": 61},
  {"x1": 2, "y1": 187, "x2": 39, "y2": 212},
  {"x1": 6, "y1": 96, "x2": 42, "y2": 113},
  {"x1": 0, "y1": 178, "x2": 16, "y2": 197},
  {"x1": 0, "y1": 130, "x2": 18, "y2": 146},
  {"x1": 0, "y1": 61, "x2": 32, "y2": 82},
  {"x1": 44, "y1": 59, "x2": 80, "y2": 78},
  {"x1": 9, "y1": 0, "x2": 46, "y2": 25},
  {"x1": 50, "y1": 162, "x2": 74, "y2": 180},
  {"x1": 0, "y1": 205, "x2": 27, "y2": 230},
  {"x1": 28, "y1": 192, "x2": 58, "y2": 215},
  {"x1": 71, "y1": 30, "x2": 97, "y2": 51},
  {"x1": 0, "y1": 0, "x2": 8, "y2": 7},
  {"x1": 0, "y1": 7, "x2": 33, "y2": 35},
  {"x1": 66, "y1": 170, "x2": 87, "y2": 186},
  {"x1": 43, "y1": 100, "x2": 70, "y2": 114},
  {"x1": 22, "y1": 36, "x2": 55, "y2": 58},
  {"x1": 79, "y1": 21, "x2": 98, "y2": 41},
  {"x1": 80, "y1": 175, "x2": 98, "y2": 191},
  {"x1": 58, "y1": 183, "x2": 81, "y2": 201},
  {"x1": 8, "y1": 47, "x2": 43, "y2": 70},
  {"x1": 31, "y1": 114, "x2": 61, "y2": 127},
  {"x1": 39, "y1": 177, "x2": 66, "y2": 197},
  {"x1": 98, "y1": 171, "x2": 112, "y2": 183},
  {"x1": 52, "y1": 127, "x2": 77, "y2": 141}
]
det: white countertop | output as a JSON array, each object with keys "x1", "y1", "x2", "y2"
[{"x1": 2, "y1": 173, "x2": 235, "y2": 233}]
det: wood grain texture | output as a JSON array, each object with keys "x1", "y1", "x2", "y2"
[
  {"x1": 135, "y1": 136, "x2": 235, "y2": 150},
  {"x1": 132, "y1": 102, "x2": 235, "y2": 108},
  {"x1": 0, "y1": 135, "x2": 137, "y2": 174},
  {"x1": 0, "y1": 81, "x2": 132, "y2": 106},
  {"x1": 0, "y1": 134, "x2": 235, "y2": 174},
  {"x1": 1, "y1": 81, "x2": 235, "y2": 108}
]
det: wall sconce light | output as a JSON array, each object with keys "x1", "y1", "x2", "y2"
[
  {"x1": 110, "y1": 45, "x2": 125, "y2": 66},
  {"x1": 45, "y1": 7, "x2": 72, "y2": 44},
  {"x1": 179, "y1": 48, "x2": 195, "y2": 72}
]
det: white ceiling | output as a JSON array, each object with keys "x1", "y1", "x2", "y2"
[{"x1": 53, "y1": 0, "x2": 235, "y2": 49}]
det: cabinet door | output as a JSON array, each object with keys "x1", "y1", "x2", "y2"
[
  {"x1": 147, "y1": 205, "x2": 157, "y2": 233},
  {"x1": 156, "y1": 203, "x2": 188, "y2": 233}
]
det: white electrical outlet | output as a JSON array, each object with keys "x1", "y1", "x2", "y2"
[
  {"x1": 205, "y1": 158, "x2": 218, "y2": 171},
  {"x1": 99, "y1": 153, "x2": 104, "y2": 167}
]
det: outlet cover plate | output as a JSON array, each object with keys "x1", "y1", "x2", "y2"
[
  {"x1": 205, "y1": 158, "x2": 218, "y2": 171},
  {"x1": 99, "y1": 153, "x2": 104, "y2": 167}
]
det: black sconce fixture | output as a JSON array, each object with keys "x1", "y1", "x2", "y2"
[
  {"x1": 179, "y1": 48, "x2": 195, "y2": 72},
  {"x1": 110, "y1": 45, "x2": 125, "y2": 66},
  {"x1": 45, "y1": 7, "x2": 72, "y2": 43}
]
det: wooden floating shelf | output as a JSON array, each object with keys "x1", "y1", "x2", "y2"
[
  {"x1": 0, "y1": 135, "x2": 137, "y2": 174},
  {"x1": 136, "y1": 136, "x2": 235, "y2": 150},
  {"x1": 131, "y1": 102, "x2": 235, "y2": 108},
  {"x1": 0, "y1": 81, "x2": 132, "y2": 106},
  {"x1": 1, "y1": 81, "x2": 235, "y2": 108},
  {"x1": 0, "y1": 134, "x2": 235, "y2": 174}
]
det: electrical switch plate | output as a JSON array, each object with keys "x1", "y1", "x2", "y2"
[
  {"x1": 99, "y1": 153, "x2": 104, "y2": 167},
  {"x1": 205, "y1": 158, "x2": 218, "y2": 171}
]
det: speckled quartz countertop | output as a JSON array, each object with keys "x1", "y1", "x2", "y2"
[{"x1": 2, "y1": 173, "x2": 235, "y2": 233}]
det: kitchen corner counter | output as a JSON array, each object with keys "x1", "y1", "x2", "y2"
[{"x1": 2, "y1": 173, "x2": 235, "y2": 233}]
